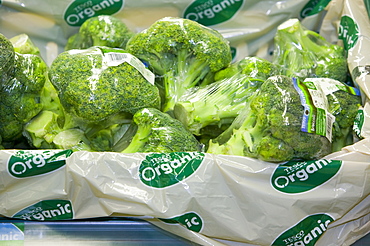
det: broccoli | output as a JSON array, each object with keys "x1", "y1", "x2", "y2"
[
  {"x1": 0, "y1": 33, "x2": 15, "y2": 83},
  {"x1": 272, "y1": 18, "x2": 348, "y2": 83},
  {"x1": 49, "y1": 46, "x2": 160, "y2": 121},
  {"x1": 65, "y1": 15, "x2": 135, "y2": 51},
  {"x1": 126, "y1": 17, "x2": 232, "y2": 113},
  {"x1": 173, "y1": 56, "x2": 277, "y2": 135},
  {"x1": 24, "y1": 46, "x2": 160, "y2": 151},
  {"x1": 0, "y1": 52, "x2": 47, "y2": 141},
  {"x1": 9, "y1": 34, "x2": 41, "y2": 55},
  {"x1": 207, "y1": 75, "x2": 361, "y2": 162},
  {"x1": 214, "y1": 56, "x2": 279, "y2": 81},
  {"x1": 113, "y1": 108, "x2": 202, "y2": 153}
]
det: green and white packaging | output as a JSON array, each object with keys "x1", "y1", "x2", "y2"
[{"x1": 0, "y1": 149, "x2": 369, "y2": 245}]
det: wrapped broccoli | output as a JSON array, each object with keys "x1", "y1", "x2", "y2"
[
  {"x1": 0, "y1": 33, "x2": 47, "y2": 144},
  {"x1": 65, "y1": 15, "x2": 135, "y2": 50},
  {"x1": 207, "y1": 75, "x2": 362, "y2": 162},
  {"x1": 173, "y1": 57, "x2": 278, "y2": 136},
  {"x1": 24, "y1": 46, "x2": 161, "y2": 152},
  {"x1": 113, "y1": 108, "x2": 202, "y2": 153},
  {"x1": 273, "y1": 18, "x2": 348, "y2": 83},
  {"x1": 126, "y1": 17, "x2": 232, "y2": 113}
]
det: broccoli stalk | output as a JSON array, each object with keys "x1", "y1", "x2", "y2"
[
  {"x1": 173, "y1": 56, "x2": 277, "y2": 135},
  {"x1": 114, "y1": 108, "x2": 202, "y2": 153},
  {"x1": 273, "y1": 18, "x2": 348, "y2": 82},
  {"x1": 174, "y1": 75, "x2": 264, "y2": 135},
  {"x1": 126, "y1": 17, "x2": 232, "y2": 113}
]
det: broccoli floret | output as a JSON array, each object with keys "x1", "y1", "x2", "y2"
[
  {"x1": 113, "y1": 108, "x2": 202, "y2": 153},
  {"x1": 65, "y1": 15, "x2": 134, "y2": 50},
  {"x1": 214, "y1": 56, "x2": 279, "y2": 81},
  {"x1": 25, "y1": 46, "x2": 159, "y2": 152},
  {"x1": 0, "y1": 52, "x2": 47, "y2": 141},
  {"x1": 273, "y1": 18, "x2": 348, "y2": 82},
  {"x1": 207, "y1": 75, "x2": 360, "y2": 162},
  {"x1": 0, "y1": 33, "x2": 15, "y2": 83},
  {"x1": 9, "y1": 34, "x2": 41, "y2": 55},
  {"x1": 174, "y1": 56, "x2": 277, "y2": 135},
  {"x1": 126, "y1": 17, "x2": 232, "y2": 113}
]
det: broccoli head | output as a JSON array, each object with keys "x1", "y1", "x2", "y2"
[
  {"x1": 0, "y1": 52, "x2": 47, "y2": 141},
  {"x1": 126, "y1": 17, "x2": 232, "y2": 113},
  {"x1": 25, "y1": 46, "x2": 159, "y2": 152},
  {"x1": 173, "y1": 56, "x2": 278, "y2": 136},
  {"x1": 49, "y1": 46, "x2": 161, "y2": 122},
  {"x1": 113, "y1": 108, "x2": 202, "y2": 153},
  {"x1": 273, "y1": 18, "x2": 348, "y2": 83},
  {"x1": 65, "y1": 15, "x2": 135, "y2": 50},
  {"x1": 207, "y1": 75, "x2": 360, "y2": 162}
]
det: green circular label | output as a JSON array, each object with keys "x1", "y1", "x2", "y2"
[
  {"x1": 272, "y1": 214, "x2": 334, "y2": 246},
  {"x1": 300, "y1": 0, "x2": 331, "y2": 18},
  {"x1": 139, "y1": 152, "x2": 204, "y2": 188},
  {"x1": 160, "y1": 212, "x2": 203, "y2": 233},
  {"x1": 183, "y1": 0, "x2": 244, "y2": 26},
  {"x1": 338, "y1": 15, "x2": 359, "y2": 51},
  {"x1": 13, "y1": 200, "x2": 74, "y2": 221},
  {"x1": 8, "y1": 149, "x2": 73, "y2": 178},
  {"x1": 271, "y1": 159, "x2": 342, "y2": 194},
  {"x1": 64, "y1": 0, "x2": 124, "y2": 26}
]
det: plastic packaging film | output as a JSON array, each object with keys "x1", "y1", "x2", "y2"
[{"x1": 0, "y1": 0, "x2": 369, "y2": 245}]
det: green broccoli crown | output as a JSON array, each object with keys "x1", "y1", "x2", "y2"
[
  {"x1": 207, "y1": 75, "x2": 332, "y2": 162},
  {"x1": 0, "y1": 33, "x2": 15, "y2": 81},
  {"x1": 48, "y1": 46, "x2": 161, "y2": 123},
  {"x1": 174, "y1": 75, "x2": 264, "y2": 135},
  {"x1": 126, "y1": 17, "x2": 232, "y2": 112},
  {"x1": 65, "y1": 15, "x2": 135, "y2": 51},
  {"x1": 273, "y1": 18, "x2": 348, "y2": 82},
  {"x1": 0, "y1": 53, "x2": 47, "y2": 141},
  {"x1": 118, "y1": 108, "x2": 202, "y2": 153},
  {"x1": 214, "y1": 56, "x2": 279, "y2": 81}
]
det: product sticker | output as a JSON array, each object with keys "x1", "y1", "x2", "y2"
[
  {"x1": 102, "y1": 48, "x2": 155, "y2": 85},
  {"x1": 293, "y1": 78, "x2": 334, "y2": 140}
]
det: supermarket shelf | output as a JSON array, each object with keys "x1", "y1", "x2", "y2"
[
  {"x1": 0, "y1": 217, "x2": 200, "y2": 245},
  {"x1": 0, "y1": 216, "x2": 368, "y2": 245}
]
